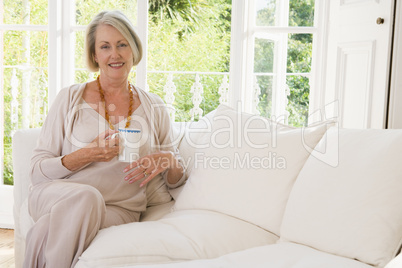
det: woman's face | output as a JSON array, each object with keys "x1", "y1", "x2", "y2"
[{"x1": 94, "y1": 24, "x2": 133, "y2": 81}]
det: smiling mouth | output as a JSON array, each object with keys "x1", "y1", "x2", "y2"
[{"x1": 109, "y1": 63, "x2": 124, "y2": 67}]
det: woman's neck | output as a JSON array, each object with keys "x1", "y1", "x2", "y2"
[{"x1": 98, "y1": 75, "x2": 129, "y2": 96}]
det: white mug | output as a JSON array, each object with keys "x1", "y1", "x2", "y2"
[{"x1": 117, "y1": 128, "x2": 141, "y2": 162}]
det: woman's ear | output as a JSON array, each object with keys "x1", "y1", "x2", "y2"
[{"x1": 93, "y1": 54, "x2": 98, "y2": 63}]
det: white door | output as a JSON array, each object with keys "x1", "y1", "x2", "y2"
[{"x1": 324, "y1": 0, "x2": 395, "y2": 129}]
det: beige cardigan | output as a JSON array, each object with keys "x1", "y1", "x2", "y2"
[{"x1": 29, "y1": 82, "x2": 185, "y2": 212}]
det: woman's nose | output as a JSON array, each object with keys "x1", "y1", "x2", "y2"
[{"x1": 110, "y1": 46, "x2": 120, "y2": 59}]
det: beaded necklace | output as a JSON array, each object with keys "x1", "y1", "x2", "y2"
[{"x1": 97, "y1": 75, "x2": 134, "y2": 130}]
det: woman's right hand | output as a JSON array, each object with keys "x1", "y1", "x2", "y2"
[
  {"x1": 85, "y1": 129, "x2": 120, "y2": 162},
  {"x1": 61, "y1": 129, "x2": 120, "y2": 171}
]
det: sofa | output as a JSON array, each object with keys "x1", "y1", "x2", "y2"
[{"x1": 13, "y1": 104, "x2": 402, "y2": 268}]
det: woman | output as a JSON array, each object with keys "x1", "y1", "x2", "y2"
[{"x1": 23, "y1": 10, "x2": 185, "y2": 268}]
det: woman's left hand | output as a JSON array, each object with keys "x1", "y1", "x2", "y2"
[{"x1": 123, "y1": 151, "x2": 175, "y2": 187}]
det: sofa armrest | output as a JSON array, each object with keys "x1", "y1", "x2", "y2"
[
  {"x1": 12, "y1": 128, "x2": 41, "y2": 215},
  {"x1": 12, "y1": 128, "x2": 41, "y2": 268}
]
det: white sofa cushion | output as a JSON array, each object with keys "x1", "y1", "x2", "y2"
[
  {"x1": 177, "y1": 110, "x2": 216, "y2": 179},
  {"x1": 280, "y1": 128, "x2": 402, "y2": 268},
  {"x1": 122, "y1": 242, "x2": 373, "y2": 268},
  {"x1": 173, "y1": 105, "x2": 331, "y2": 235},
  {"x1": 385, "y1": 253, "x2": 402, "y2": 268},
  {"x1": 76, "y1": 210, "x2": 278, "y2": 267}
]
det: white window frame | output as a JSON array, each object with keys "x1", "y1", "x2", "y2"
[{"x1": 229, "y1": 0, "x2": 328, "y2": 124}]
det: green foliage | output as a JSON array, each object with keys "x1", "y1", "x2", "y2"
[
  {"x1": 287, "y1": 2, "x2": 314, "y2": 126},
  {"x1": 254, "y1": 38, "x2": 274, "y2": 73},
  {"x1": 256, "y1": 0, "x2": 276, "y2": 26},
  {"x1": 149, "y1": 0, "x2": 206, "y2": 22},
  {"x1": 149, "y1": 0, "x2": 230, "y2": 41},
  {"x1": 75, "y1": 0, "x2": 137, "y2": 25},
  {"x1": 147, "y1": 0, "x2": 231, "y2": 121},
  {"x1": 289, "y1": 0, "x2": 315, "y2": 27},
  {"x1": 256, "y1": 76, "x2": 273, "y2": 118},
  {"x1": 286, "y1": 75, "x2": 310, "y2": 127},
  {"x1": 287, "y1": 34, "x2": 312, "y2": 73},
  {"x1": 256, "y1": 0, "x2": 315, "y2": 28},
  {"x1": 3, "y1": 0, "x2": 48, "y2": 25},
  {"x1": 286, "y1": 34, "x2": 312, "y2": 126}
]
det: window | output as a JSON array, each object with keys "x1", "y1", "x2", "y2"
[
  {"x1": 255, "y1": 0, "x2": 315, "y2": 126},
  {"x1": 1, "y1": 0, "x2": 49, "y2": 185},
  {"x1": 230, "y1": 0, "x2": 323, "y2": 127}
]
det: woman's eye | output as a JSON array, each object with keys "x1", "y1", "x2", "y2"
[
  {"x1": 101, "y1": 46, "x2": 109, "y2": 49},
  {"x1": 119, "y1": 44, "x2": 128, "y2": 47}
]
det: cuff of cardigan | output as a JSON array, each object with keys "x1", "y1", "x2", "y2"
[
  {"x1": 163, "y1": 167, "x2": 186, "y2": 189},
  {"x1": 40, "y1": 156, "x2": 75, "y2": 180}
]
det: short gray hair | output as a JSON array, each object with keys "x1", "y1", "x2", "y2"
[{"x1": 85, "y1": 10, "x2": 143, "y2": 72}]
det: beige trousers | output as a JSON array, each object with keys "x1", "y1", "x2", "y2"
[{"x1": 23, "y1": 181, "x2": 140, "y2": 268}]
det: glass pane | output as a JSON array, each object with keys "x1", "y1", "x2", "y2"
[
  {"x1": 75, "y1": 31, "x2": 86, "y2": 70},
  {"x1": 256, "y1": 75, "x2": 273, "y2": 118},
  {"x1": 2, "y1": 30, "x2": 49, "y2": 184},
  {"x1": 255, "y1": 0, "x2": 276, "y2": 26},
  {"x1": 289, "y1": 0, "x2": 315, "y2": 27},
  {"x1": 287, "y1": 33, "x2": 312, "y2": 73},
  {"x1": 75, "y1": 0, "x2": 138, "y2": 26},
  {"x1": 3, "y1": 67, "x2": 48, "y2": 184},
  {"x1": 75, "y1": 70, "x2": 94, "y2": 84},
  {"x1": 254, "y1": 38, "x2": 274, "y2": 73},
  {"x1": 2, "y1": 68, "x2": 49, "y2": 131},
  {"x1": 147, "y1": 16, "x2": 231, "y2": 72},
  {"x1": 3, "y1": 0, "x2": 48, "y2": 25},
  {"x1": 3, "y1": 30, "x2": 48, "y2": 68},
  {"x1": 286, "y1": 75, "x2": 310, "y2": 127}
]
